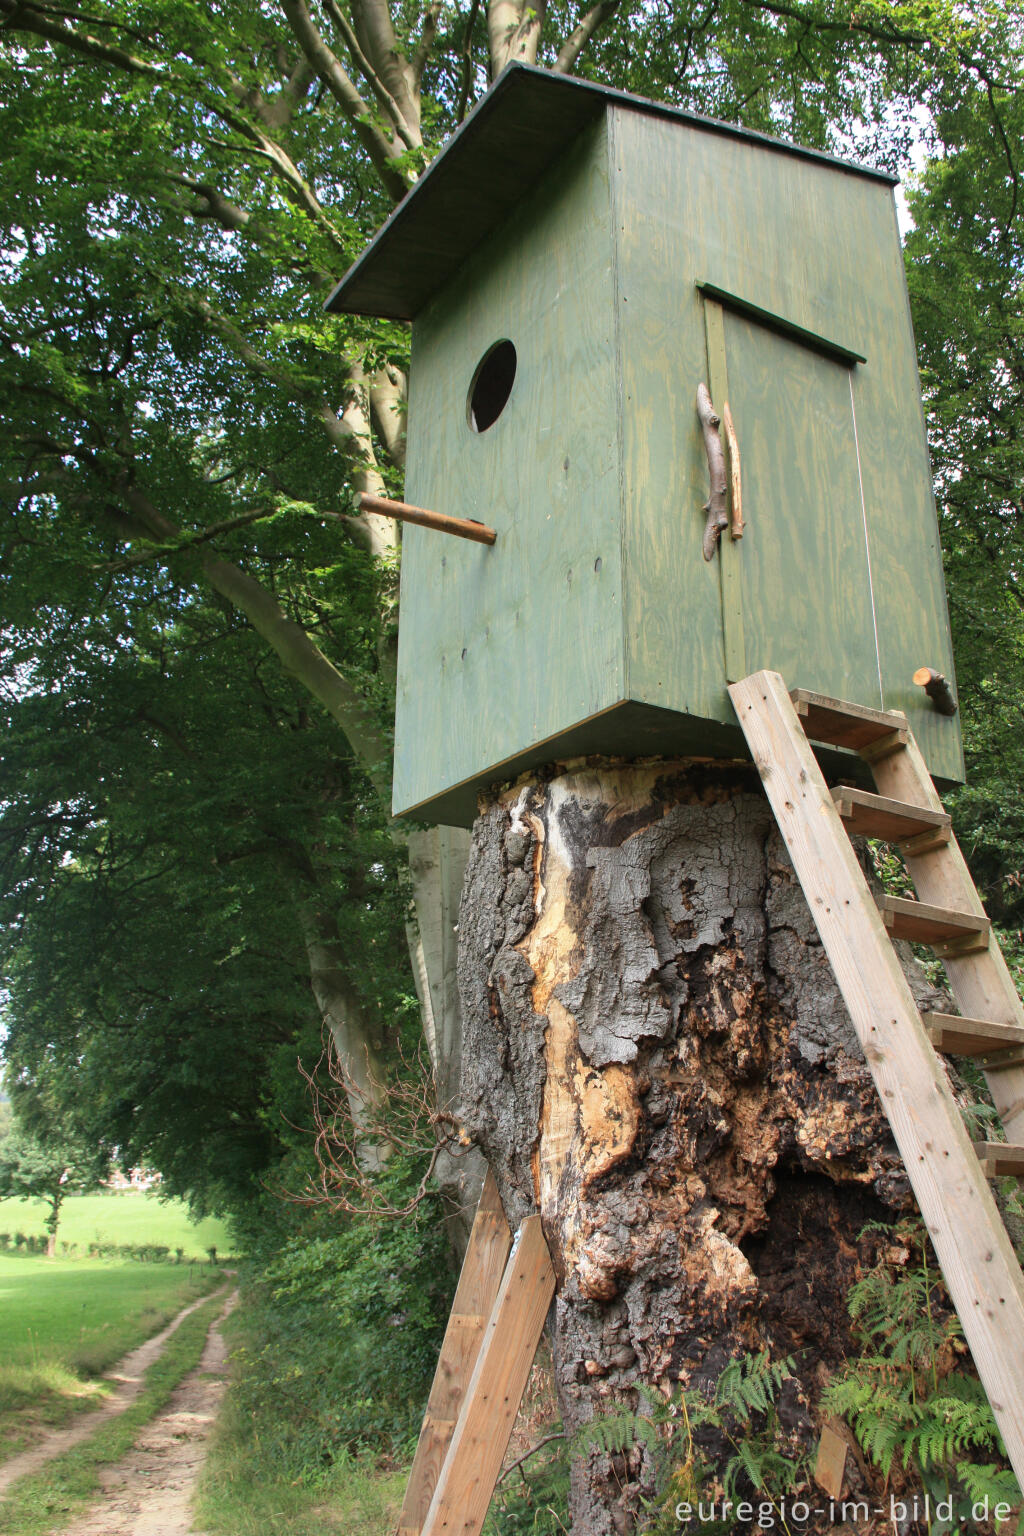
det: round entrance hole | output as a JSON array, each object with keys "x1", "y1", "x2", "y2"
[{"x1": 468, "y1": 339, "x2": 517, "y2": 432}]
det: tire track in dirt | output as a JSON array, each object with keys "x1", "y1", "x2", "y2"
[
  {"x1": 0, "y1": 1283, "x2": 231, "y2": 1498},
  {"x1": 57, "y1": 1290, "x2": 238, "y2": 1536}
]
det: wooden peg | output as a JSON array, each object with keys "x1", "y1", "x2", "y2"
[
  {"x1": 913, "y1": 666, "x2": 957, "y2": 716},
  {"x1": 358, "y1": 493, "x2": 496, "y2": 546}
]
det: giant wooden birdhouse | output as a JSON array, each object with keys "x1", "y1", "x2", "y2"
[{"x1": 327, "y1": 65, "x2": 963, "y2": 827}]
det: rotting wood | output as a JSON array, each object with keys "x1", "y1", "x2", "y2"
[
  {"x1": 729, "y1": 669, "x2": 1024, "y2": 1485},
  {"x1": 357, "y1": 492, "x2": 497, "y2": 545},
  {"x1": 397, "y1": 1168, "x2": 511, "y2": 1536},
  {"x1": 914, "y1": 665, "x2": 957, "y2": 716},
  {"x1": 696, "y1": 381, "x2": 728, "y2": 560},
  {"x1": 420, "y1": 1216, "x2": 555, "y2": 1536}
]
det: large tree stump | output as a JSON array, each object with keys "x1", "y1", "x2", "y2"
[{"x1": 458, "y1": 760, "x2": 942, "y2": 1534}]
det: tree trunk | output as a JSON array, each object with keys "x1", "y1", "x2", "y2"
[{"x1": 458, "y1": 761, "x2": 943, "y2": 1534}]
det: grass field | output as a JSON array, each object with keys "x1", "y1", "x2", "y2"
[
  {"x1": 0, "y1": 1253, "x2": 224, "y2": 1458},
  {"x1": 0, "y1": 1286, "x2": 229, "y2": 1536},
  {"x1": 0, "y1": 1190, "x2": 233, "y2": 1258}
]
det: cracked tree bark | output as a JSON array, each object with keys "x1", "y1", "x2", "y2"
[{"x1": 458, "y1": 760, "x2": 943, "y2": 1534}]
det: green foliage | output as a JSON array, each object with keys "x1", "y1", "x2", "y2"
[
  {"x1": 226, "y1": 1169, "x2": 453, "y2": 1474},
  {"x1": 822, "y1": 1222, "x2": 1023, "y2": 1532},
  {"x1": 0, "y1": 1251, "x2": 221, "y2": 1455},
  {"x1": 576, "y1": 1352, "x2": 801, "y2": 1534},
  {"x1": 484, "y1": 1441, "x2": 571, "y2": 1536}
]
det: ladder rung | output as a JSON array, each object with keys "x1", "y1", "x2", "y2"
[
  {"x1": 832, "y1": 786, "x2": 951, "y2": 843},
  {"x1": 922, "y1": 1011, "x2": 1024, "y2": 1058},
  {"x1": 879, "y1": 895, "x2": 990, "y2": 946},
  {"x1": 790, "y1": 688, "x2": 908, "y2": 752},
  {"x1": 974, "y1": 1142, "x2": 1024, "y2": 1180}
]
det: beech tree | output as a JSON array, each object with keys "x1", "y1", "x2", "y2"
[{"x1": 2, "y1": 3, "x2": 1023, "y2": 1526}]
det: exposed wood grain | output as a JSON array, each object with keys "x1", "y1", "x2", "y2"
[
  {"x1": 974, "y1": 1143, "x2": 1024, "y2": 1180},
  {"x1": 878, "y1": 895, "x2": 989, "y2": 946},
  {"x1": 813, "y1": 1423, "x2": 848, "y2": 1499},
  {"x1": 397, "y1": 1169, "x2": 512, "y2": 1536},
  {"x1": 358, "y1": 493, "x2": 496, "y2": 546},
  {"x1": 702, "y1": 298, "x2": 746, "y2": 682},
  {"x1": 421, "y1": 1216, "x2": 556, "y2": 1536},
  {"x1": 922, "y1": 1012, "x2": 1024, "y2": 1060},
  {"x1": 729, "y1": 669, "x2": 1024, "y2": 1484},
  {"x1": 913, "y1": 665, "x2": 957, "y2": 717},
  {"x1": 721, "y1": 399, "x2": 744, "y2": 540},
  {"x1": 831, "y1": 786, "x2": 949, "y2": 843},
  {"x1": 791, "y1": 689, "x2": 906, "y2": 750},
  {"x1": 866, "y1": 730, "x2": 1024, "y2": 1144}
]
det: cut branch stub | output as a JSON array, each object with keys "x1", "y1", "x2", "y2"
[
  {"x1": 913, "y1": 666, "x2": 957, "y2": 716},
  {"x1": 357, "y1": 492, "x2": 496, "y2": 545},
  {"x1": 697, "y1": 381, "x2": 728, "y2": 560}
]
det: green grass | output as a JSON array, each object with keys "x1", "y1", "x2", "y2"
[
  {"x1": 0, "y1": 1190, "x2": 233, "y2": 1258},
  {"x1": 0, "y1": 1286, "x2": 229, "y2": 1536},
  {"x1": 193, "y1": 1291, "x2": 406, "y2": 1536},
  {"x1": 0, "y1": 1254, "x2": 223, "y2": 1457}
]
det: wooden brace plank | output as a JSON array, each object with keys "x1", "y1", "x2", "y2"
[
  {"x1": 421, "y1": 1216, "x2": 556, "y2": 1536},
  {"x1": 729, "y1": 670, "x2": 1024, "y2": 1486},
  {"x1": 397, "y1": 1169, "x2": 512, "y2": 1536}
]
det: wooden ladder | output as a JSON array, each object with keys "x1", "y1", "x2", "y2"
[{"x1": 730, "y1": 670, "x2": 1024, "y2": 1484}]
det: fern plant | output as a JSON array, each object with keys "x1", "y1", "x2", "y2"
[
  {"x1": 822, "y1": 1220, "x2": 1024, "y2": 1536},
  {"x1": 576, "y1": 1351, "x2": 804, "y2": 1535}
]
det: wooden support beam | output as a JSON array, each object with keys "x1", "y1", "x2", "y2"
[
  {"x1": 790, "y1": 688, "x2": 907, "y2": 752},
  {"x1": 358, "y1": 493, "x2": 496, "y2": 546},
  {"x1": 729, "y1": 670, "x2": 1024, "y2": 1485},
  {"x1": 878, "y1": 895, "x2": 990, "y2": 946},
  {"x1": 421, "y1": 1216, "x2": 556, "y2": 1536},
  {"x1": 974, "y1": 1142, "x2": 1024, "y2": 1180},
  {"x1": 922, "y1": 1012, "x2": 1024, "y2": 1060},
  {"x1": 397, "y1": 1169, "x2": 512, "y2": 1536},
  {"x1": 831, "y1": 786, "x2": 950, "y2": 844}
]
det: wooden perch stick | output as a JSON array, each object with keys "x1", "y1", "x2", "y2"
[
  {"x1": 913, "y1": 666, "x2": 957, "y2": 716},
  {"x1": 357, "y1": 493, "x2": 496, "y2": 546},
  {"x1": 697, "y1": 382, "x2": 728, "y2": 560},
  {"x1": 721, "y1": 400, "x2": 744, "y2": 540}
]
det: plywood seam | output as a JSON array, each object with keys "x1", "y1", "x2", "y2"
[
  {"x1": 848, "y1": 371, "x2": 885, "y2": 708},
  {"x1": 607, "y1": 106, "x2": 631, "y2": 708}
]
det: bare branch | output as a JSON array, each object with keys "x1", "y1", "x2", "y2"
[
  {"x1": 369, "y1": 363, "x2": 407, "y2": 469},
  {"x1": 553, "y1": 0, "x2": 622, "y2": 75},
  {"x1": 412, "y1": 0, "x2": 443, "y2": 86},
  {"x1": 321, "y1": 0, "x2": 419, "y2": 150},
  {"x1": 456, "y1": 0, "x2": 482, "y2": 122},
  {"x1": 280, "y1": 0, "x2": 412, "y2": 202},
  {"x1": 0, "y1": 0, "x2": 161, "y2": 75},
  {"x1": 488, "y1": 0, "x2": 547, "y2": 72}
]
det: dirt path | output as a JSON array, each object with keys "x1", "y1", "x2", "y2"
[
  {"x1": 57, "y1": 1290, "x2": 238, "y2": 1536},
  {"x1": 0, "y1": 1283, "x2": 232, "y2": 1499}
]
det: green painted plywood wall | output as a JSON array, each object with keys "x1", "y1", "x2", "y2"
[
  {"x1": 610, "y1": 106, "x2": 961, "y2": 782},
  {"x1": 393, "y1": 98, "x2": 962, "y2": 824},
  {"x1": 395, "y1": 119, "x2": 624, "y2": 820}
]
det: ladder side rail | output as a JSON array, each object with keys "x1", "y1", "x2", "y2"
[
  {"x1": 868, "y1": 733, "x2": 1024, "y2": 1144},
  {"x1": 730, "y1": 671, "x2": 1024, "y2": 1484}
]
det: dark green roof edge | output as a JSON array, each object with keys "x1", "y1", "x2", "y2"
[{"x1": 325, "y1": 62, "x2": 898, "y2": 323}]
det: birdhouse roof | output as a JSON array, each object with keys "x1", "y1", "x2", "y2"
[{"x1": 324, "y1": 62, "x2": 896, "y2": 323}]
